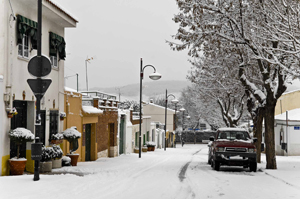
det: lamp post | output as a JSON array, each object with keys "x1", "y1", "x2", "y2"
[
  {"x1": 139, "y1": 58, "x2": 161, "y2": 158},
  {"x1": 180, "y1": 108, "x2": 190, "y2": 146},
  {"x1": 85, "y1": 56, "x2": 94, "y2": 91},
  {"x1": 174, "y1": 103, "x2": 178, "y2": 148},
  {"x1": 164, "y1": 89, "x2": 179, "y2": 151}
]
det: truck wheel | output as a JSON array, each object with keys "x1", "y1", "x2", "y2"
[
  {"x1": 213, "y1": 160, "x2": 220, "y2": 171},
  {"x1": 249, "y1": 162, "x2": 257, "y2": 172}
]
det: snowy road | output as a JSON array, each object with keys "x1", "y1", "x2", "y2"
[{"x1": 1, "y1": 144, "x2": 300, "y2": 199}]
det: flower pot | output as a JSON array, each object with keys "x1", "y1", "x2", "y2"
[
  {"x1": 51, "y1": 139, "x2": 63, "y2": 145},
  {"x1": 67, "y1": 154, "x2": 79, "y2": 166},
  {"x1": 40, "y1": 161, "x2": 53, "y2": 173},
  {"x1": 142, "y1": 147, "x2": 148, "y2": 152},
  {"x1": 52, "y1": 158, "x2": 62, "y2": 169},
  {"x1": 147, "y1": 146, "x2": 155, "y2": 151},
  {"x1": 134, "y1": 148, "x2": 139, "y2": 153},
  {"x1": 7, "y1": 113, "x2": 13, "y2": 118},
  {"x1": 60, "y1": 117, "x2": 65, "y2": 121},
  {"x1": 9, "y1": 159, "x2": 27, "y2": 175}
]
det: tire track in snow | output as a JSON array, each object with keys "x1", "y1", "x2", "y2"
[{"x1": 178, "y1": 148, "x2": 202, "y2": 182}]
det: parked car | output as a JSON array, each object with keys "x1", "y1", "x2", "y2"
[{"x1": 208, "y1": 127, "x2": 257, "y2": 172}]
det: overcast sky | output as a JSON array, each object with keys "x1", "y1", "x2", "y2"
[{"x1": 56, "y1": 0, "x2": 191, "y2": 90}]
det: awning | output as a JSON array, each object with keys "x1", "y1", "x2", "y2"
[
  {"x1": 49, "y1": 32, "x2": 66, "y2": 60},
  {"x1": 17, "y1": 15, "x2": 38, "y2": 49}
]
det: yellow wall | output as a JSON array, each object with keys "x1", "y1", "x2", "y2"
[
  {"x1": 64, "y1": 91, "x2": 100, "y2": 162},
  {"x1": 1, "y1": 155, "x2": 10, "y2": 176},
  {"x1": 275, "y1": 90, "x2": 300, "y2": 115}
]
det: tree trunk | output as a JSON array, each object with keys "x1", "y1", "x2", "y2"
[
  {"x1": 264, "y1": 105, "x2": 277, "y2": 169},
  {"x1": 253, "y1": 109, "x2": 263, "y2": 163}
]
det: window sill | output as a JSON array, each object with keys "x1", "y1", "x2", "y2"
[{"x1": 17, "y1": 56, "x2": 30, "y2": 62}]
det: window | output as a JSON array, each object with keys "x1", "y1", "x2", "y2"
[
  {"x1": 200, "y1": 123, "x2": 206, "y2": 130},
  {"x1": 18, "y1": 33, "x2": 29, "y2": 58},
  {"x1": 49, "y1": 110, "x2": 59, "y2": 141},
  {"x1": 50, "y1": 55, "x2": 58, "y2": 69}
]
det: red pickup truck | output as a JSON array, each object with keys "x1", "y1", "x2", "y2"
[{"x1": 208, "y1": 127, "x2": 257, "y2": 172}]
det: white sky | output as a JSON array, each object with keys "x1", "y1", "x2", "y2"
[{"x1": 57, "y1": 0, "x2": 191, "y2": 90}]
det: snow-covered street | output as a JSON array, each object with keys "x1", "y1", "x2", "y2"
[{"x1": 1, "y1": 144, "x2": 300, "y2": 199}]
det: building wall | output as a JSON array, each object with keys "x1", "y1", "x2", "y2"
[
  {"x1": 275, "y1": 90, "x2": 300, "y2": 116},
  {"x1": 1, "y1": 0, "x2": 76, "y2": 175},
  {"x1": 275, "y1": 121, "x2": 300, "y2": 156},
  {"x1": 143, "y1": 103, "x2": 175, "y2": 133},
  {"x1": 96, "y1": 110, "x2": 118, "y2": 158}
]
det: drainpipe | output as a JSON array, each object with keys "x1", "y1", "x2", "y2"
[{"x1": 6, "y1": 9, "x2": 16, "y2": 113}]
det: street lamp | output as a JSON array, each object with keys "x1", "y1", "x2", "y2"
[
  {"x1": 85, "y1": 56, "x2": 94, "y2": 91},
  {"x1": 180, "y1": 108, "x2": 190, "y2": 145},
  {"x1": 164, "y1": 90, "x2": 179, "y2": 151},
  {"x1": 139, "y1": 58, "x2": 162, "y2": 158}
]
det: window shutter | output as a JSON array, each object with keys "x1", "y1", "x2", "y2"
[
  {"x1": 17, "y1": 15, "x2": 38, "y2": 48},
  {"x1": 49, "y1": 32, "x2": 66, "y2": 60}
]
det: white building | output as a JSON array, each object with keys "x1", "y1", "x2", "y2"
[
  {"x1": 0, "y1": 0, "x2": 77, "y2": 175},
  {"x1": 274, "y1": 109, "x2": 300, "y2": 156},
  {"x1": 143, "y1": 102, "x2": 175, "y2": 148}
]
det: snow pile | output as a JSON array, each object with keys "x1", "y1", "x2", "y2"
[
  {"x1": 145, "y1": 141, "x2": 156, "y2": 146},
  {"x1": 62, "y1": 127, "x2": 81, "y2": 141},
  {"x1": 82, "y1": 106, "x2": 103, "y2": 114},
  {"x1": 8, "y1": 128, "x2": 34, "y2": 142}
]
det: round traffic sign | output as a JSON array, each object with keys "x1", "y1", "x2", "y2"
[{"x1": 28, "y1": 55, "x2": 52, "y2": 77}]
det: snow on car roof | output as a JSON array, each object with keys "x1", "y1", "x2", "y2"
[{"x1": 217, "y1": 127, "x2": 247, "y2": 131}]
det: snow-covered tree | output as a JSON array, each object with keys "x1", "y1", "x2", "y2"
[{"x1": 169, "y1": 0, "x2": 300, "y2": 169}]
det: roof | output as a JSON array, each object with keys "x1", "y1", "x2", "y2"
[
  {"x1": 46, "y1": 0, "x2": 78, "y2": 22},
  {"x1": 217, "y1": 127, "x2": 247, "y2": 132},
  {"x1": 275, "y1": 108, "x2": 300, "y2": 121},
  {"x1": 82, "y1": 106, "x2": 103, "y2": 114},
  {"x1": 145, "y1": 103, "x2": 176, "y2": 113}
]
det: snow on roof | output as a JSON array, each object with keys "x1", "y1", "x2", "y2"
[
  {"x1": 65, "y1": 87, "x2": 79, "y2": 93},
  {"x1": 82, "y1": 106, "x2": 103, "y2": 114},
  {"x1": 147, "y1": 103, "x2": 175, "y2": 113},
  {"x1": 46, "y1": 0, "x2": 78, "y2": 22},
  {"x1": 275, "y1": 108, "x2": 300, "y2": 121}
]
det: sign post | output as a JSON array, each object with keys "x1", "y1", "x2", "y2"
[{"x1": 28, "y1": 0, "x2": 52, "y2": 181}]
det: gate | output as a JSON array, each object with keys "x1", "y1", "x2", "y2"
[{"x1": 119, "y1": 115, "x2": 125, "y2": 155}]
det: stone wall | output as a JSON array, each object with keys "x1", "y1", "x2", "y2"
[{"x1": 96, "y1": 110, "x2": 118, "y2": 157}]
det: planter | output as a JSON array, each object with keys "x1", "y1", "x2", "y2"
[
  {"x1": 147, "y1": 146, "x2": 155, "y2": 151},
  {"x1": 40, "y1": 161, "x2": 52, "y2": 173},
  {"x1": 60, "y1": 117, "x2": 65, "y2": 121},
  {"x1": 51, "y1": 139, "x2": 63, "y2": 145},
  {"x1": 52, "y1": 158, "x2": 62, "y2": 169},
  {"x1": 142, "y1": 147, "x2": 148, "y2": 152},
  {"x1": 67, "y1": 154, "x2": 79, "y2": 166},
  {"x1": 7, "y1": 113, "x2": 14, "y2": 118},
  {"x1": 134, "y1": 148, "x2": 139, "y2": 153},
  {"x1": 9, "y1": 159, "x2": 27, "y2": 175}
]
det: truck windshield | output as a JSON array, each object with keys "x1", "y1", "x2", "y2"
[{"x1": 217, "y1": 131, "x2": 250, "y2": 141}]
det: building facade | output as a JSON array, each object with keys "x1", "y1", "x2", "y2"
[{"x1": 0, "y1": 0, "x2": 77, "y2": 175}]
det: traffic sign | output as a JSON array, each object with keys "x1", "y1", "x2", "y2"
[
  {"x1": 28, "y1": 55, "x2": 52, "y2": 77},
  {"x1": 27, "y1": 79, "x2": 52, "y2": 98}
]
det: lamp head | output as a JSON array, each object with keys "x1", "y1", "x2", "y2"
[
  {"x1": 179, "y1": 108, "x2": 185, "y2": 112},
  {"x1": 171, "y1": 99, "x2": 179, "y2": 104},
  {"x1": 149, "y1": 72, "x2": 162, "y2": 80},
  {"x1": 186, "y1": 115, "x2": 191, "y2": 119}
]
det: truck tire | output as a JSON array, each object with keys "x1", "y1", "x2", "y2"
[
  {"x1": 213, "y1": 160, "x2": 220, "y2": 171},
  {"x1": 249, "y1": 162, "x2": 257, "y2": 172}
]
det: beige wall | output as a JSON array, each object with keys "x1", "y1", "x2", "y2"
[
  {"x1": 275, "y1": 90, "x2": 300, "y2": 116},
  {"x1": 143, "y1": 103, "x2": 175, "y2": 132}
]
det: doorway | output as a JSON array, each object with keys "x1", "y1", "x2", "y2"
[
  {"x1": 119, "y1": 115, "x2": 125, "y2": 155},
  {"x1": 10, "y1": 101, "x2": 27, "y2": 159},
  {"x1": 85, "y1": 124, "x2": 91, "y2": 161}
]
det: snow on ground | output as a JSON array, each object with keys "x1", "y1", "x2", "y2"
[{"x1": 1, "y1": 144, "x2": 300, "y2": 199}]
